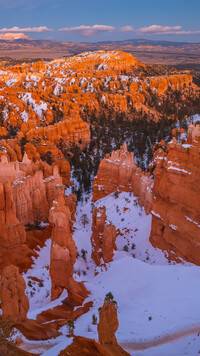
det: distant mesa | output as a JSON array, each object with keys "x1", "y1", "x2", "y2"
[{"x1": 0, "y1": 33, "x2": 30, "y2": 41}]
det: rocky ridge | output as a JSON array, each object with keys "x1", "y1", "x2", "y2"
[{"x1": 149, "y1": 122, "x2": 200, "y2": 264}]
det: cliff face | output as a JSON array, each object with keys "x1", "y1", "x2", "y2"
[
  {"x1": 91, "y1": 206, "x2": 117, "y2": 265},
  {"x1": 0, "y1": 265, "x2": 29, "y2": 322},
  {"x1": 0, "y1": 154, "x2": 64, "y2": 252},
  {"x1": 148, "y1": 74, "x2": 193, "y2": 94},
  {"x1": 93, "y1": 143, "x2": 153, "y2": 213},
  {"x1": 49, "y1": 185, "x2": 88, "y2": 304},
  {"x1": 149, "y1": 124, "x2": 200, "y2": 264},
  {"x1": 0, "y1": 182, "x2": 26, "y2": 248},
  {"x1": 12, "y1": 166, "x2": 62, "y2": 225}
]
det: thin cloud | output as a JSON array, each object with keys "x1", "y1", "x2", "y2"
[
  {"x1": 119, "y1": 24, "x2": 200, "y2": 35},
  {"x1": 137, "y1": 25, "x2": 182, "y2": 34},
  {"x1": 120, "y1": 26, "x2": 134, "y2": 32},
  {"x1": 0, "y1": 26, "x2": 53, "y2": 33},
  {"x1": 59, "y1": 25, "x2": 115, "y2": 37}
]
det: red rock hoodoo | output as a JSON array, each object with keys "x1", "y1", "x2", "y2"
[
  {"x1": 93, "y1": 143, "x2": 153, "y2": 213},
  {"x1": 59, "y1": 298, "x2": 130, "y2": 356},
  {"x1": 98, "y1": 300, "x2": 130, "y2": 355},
  {"x1": 49, "y1": 185, "x2": 88, "y2": 304},
  {"x1": 91, "y1": 206, "x2": 117, "y2": 265}
]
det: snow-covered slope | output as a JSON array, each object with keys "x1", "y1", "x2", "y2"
[{"x1": 19, "y1": 192, "x2": 200, "y2": 356}]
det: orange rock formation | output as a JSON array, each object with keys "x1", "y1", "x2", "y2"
[
  {"x1": 93, "y1": 143, "x2": 153, "y2": 212},
  {"x1": 0, "y1": 154, "x2": 64, "y2": 228},
  {"x1": 0, "y1": 265, "x2": 29, "y2": 322},
  {"x1": 98, "y1": 300, "x2": 130, "y2": 356},
  {"x1": 49, "y1": 185, "x2": 88, "y2": 304},
  {"x1": 149, "y1": 123, "x2": 200, "y2": 264},
  {"x1": 0, "y1": 182, "x2": 26, "y2": 248},
  {"x1": 91, "y1": 206, "x2": 117, "y2": 265},
  {"x1": 59, "y1": 298, "x2": 130, "y2": 356}
]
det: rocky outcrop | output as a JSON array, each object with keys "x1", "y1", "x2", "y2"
[
  {"x1": 0, "y1": 154, "x2": 63, "y2": 227},
  {"x1": 149, "y1": 126, "x2": 200, "y2": 264},
  {"x1": 59, "y1": 336, "x2": 112, "y2": 356},
  {"x1": 49, "y1": 185, "x2": 88, "y2": 304},
  {"x1": 59, "y1": 299, "x2": 130, "y2": 356},
  {"x1": 98, "y1": 300, "x2": 130, "y2": 356},
  {"x1": 0, "y1": 182, "x2": 26, "y2": 248},
  {"x1": 65, "y1": 193, "x2": 77, "y2": 224},
  {"x1": 93, "y1": 143, "x2": 153, "y2": 213},
  {"x1": 98, "y1": 301, "x2": 119, "y2": 346},
  {"x1": 12, "y1": 166, "x2": 62, "y2": 225},
  {"x1": 91, "y1": 206, "x2": 117, "y2": 265},
  {"x1": 0, "y1": 265, "x2": 29, "y2": 322},
  {"x1": 148, "y1": 74, "x2": 193, "y2": 94},
  {"x1": 25, "y1": 117, "x2": 90, "y2": 145}
]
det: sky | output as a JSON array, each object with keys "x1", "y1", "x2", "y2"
[{"x1": 0, "y1": 0, "x2": 200, "y2": 43}]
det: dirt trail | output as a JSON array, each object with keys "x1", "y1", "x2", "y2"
[
  {"x1": 120, "y1": 324, "x2": 200, "y2": 351},
  {"x1": 19, "y1": 324, "x2": 200, "y2": 354}
]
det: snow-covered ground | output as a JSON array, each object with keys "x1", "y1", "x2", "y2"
[{"x1": 18, "y1": 192, "x2": 200, "y2": 355}]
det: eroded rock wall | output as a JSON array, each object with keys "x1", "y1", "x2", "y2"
[
  {"x1": 93, "y1": 143, "x2": 153, "y2": 213},
  {"x1": 149, "y1": 125, "x2": 200, "y2": 264}
]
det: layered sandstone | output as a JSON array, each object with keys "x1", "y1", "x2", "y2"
[
  {"x1": 93, "y1": 143, "x2": 153, "y2": 212},
  {"x1": 49, "y1": 185, "x2": 88, "y2": 304},
  {"x1": 0, "y1": 182, "x2": 26, "y2": 248},
  {"x1": 12, "y1": 166, "x2": 62, "y2": 225},
  {"x1": 91, "y1": 206, "x2": 117, "y2": 265},
  {"x1": 148, "y1": 74, "x2": 193, "y2": 94},
  {"x1": 0, "y1": 265, "x2": 29, "y2": 322},
  {"x1": 0, "y1": 154, "x2": 63, "y2": 227},
  {"x1": 149, "y1": 124, "x2": 200, "y2": 264}
]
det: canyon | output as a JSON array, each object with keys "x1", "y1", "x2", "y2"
[{"x1": 0, "y1": 50, "x2": 199, "y2": 356}]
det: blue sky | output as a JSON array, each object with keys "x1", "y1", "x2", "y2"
[{"x1": 0, "y1": 0, "x2": 200, "y2": 42}]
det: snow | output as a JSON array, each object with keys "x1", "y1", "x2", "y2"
[
  {"x1": 101, "y1": 95, "x2": 106, "y2": 103},
  {"x1": 42, "y1": 338, "x2": 73, "y2": 356},
  {"x1": 27, "y1": 289, "x2": 68, "y2": 320},
  {"x1": 167, "y1": 166, "x2": 191, "y2": 175},
  {"x1": 124, "y1": 333, "x2": 200, "y2": 356},
  {"x1": 53, "y1": 84, "x2": 63, "y2": 96},
  {"x1": 3, "y1": 108, "x2": 8, "y2": 121},
  {"x1": 23, "y1": 239, "x2": 52, "y2": 315},
  {"x1": 20, "y1": 110, "x2": 29, "y2": 123},
  {"x1": 14, "y1": 191, "x2": 200, "y2": 355},
  {"x1": 151, "y1": 210, "x2": 163, "y2": 221},
  {"x1": 20, "y1": 92, "x2": 48, "y2": 119},
  {"x1": 182, "y1": 144, "x2": 193, "y2": 148},
  {"x1": 185, "y1": 216, "x2": 200, "y2": 229},
  {"x1": 5, "y1": 76, "x2": 18, "y2": 87},
  {"x1": 187, "y1": 114, "x2": 200, "y2": 125},
  {"x1": 30, "y1": 75, "x2": 41, "y2": 83},
  {"x1": 169, "y1": 224, "x2": 178, "y2": 231}
]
